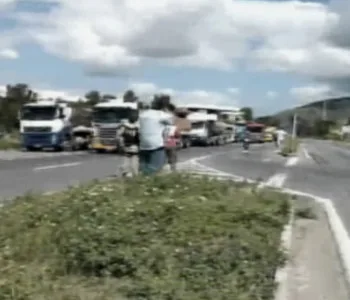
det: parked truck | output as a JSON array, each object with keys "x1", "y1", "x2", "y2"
[
  {"x1": 19, "y1": 100, "x2": 74, "y2": 151},
  {"x1": 91, "y1": 99, "x2": 138, "y2": 152},
  {"x1": 181, "y1": 112, "x2": 234, "y2": 146}
]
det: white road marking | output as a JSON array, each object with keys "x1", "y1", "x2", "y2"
[
  {"x1": 263, "y1": 158, "x2": 271, "y2": 162},
  {"x1": 259, "y1": 173, "x2": 287, "y2": 188},
  {"x1": 285, "y1": 156, "x2": 299, "y2": 166},
  {"x1": 33, "y1": 162, "x2": 81, "y2": 171},
  {"x1": 302, "y1": 146, "x2": 311, "y2": 159}
]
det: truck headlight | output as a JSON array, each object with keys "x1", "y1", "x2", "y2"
[
  {"x1": 51, "y1": 134, "x2": 57, "y2": 143},
  {"x1": 92, "y1": 127, "x2": 99, "y2": 137}
]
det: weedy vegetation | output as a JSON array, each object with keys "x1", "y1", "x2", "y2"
[
  {"x1": 0, "y1": 133, "x2": 20, "y2": 150},
  {"x1": 280, "y1": 136, "x2": 299, "y2": 156},
  {"x1": 0, "y1": 174, "x2": 290, "y2": 300}
]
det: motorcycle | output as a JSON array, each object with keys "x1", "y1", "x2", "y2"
[{"x1": 242, "y1": 137, "x2": 249, "y2": 151}]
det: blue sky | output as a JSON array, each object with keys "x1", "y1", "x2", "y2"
[{"x1": 0, "y1": 0, "x2": 348, "y2": 116}]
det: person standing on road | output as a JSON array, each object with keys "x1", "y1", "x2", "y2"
[
  {"x1": 273, "y1": 130, "x2": 278, "y2": 148},
  {"x1": 116, "y1": 110, "x2": 139, "y2": 177},
  {"x1": 138, "y1": 97, "x2": 173, "y2": 175},
  {"x1": 163, "y1": 104, "x2": 180, "y2": 172},
  {"x1": 275, "y1": 127, "x2": 287, "y2": 150}
]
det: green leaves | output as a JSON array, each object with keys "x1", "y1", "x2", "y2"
[{"x1": 0, "y1": 174, "x2": 290, "y2": 300}]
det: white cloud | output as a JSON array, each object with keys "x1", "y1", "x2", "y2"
[
  {"x1": 0, "y1": 81, "x2": 239, "y2": 106},
  {"x1": 0, "y1": 0, "x2": 15, "y2": 11},
  {"x1": 250, "y1": 0, "x2": 350, "y2": 93},
  {"x1": 4, "y1": 0, "x2": 340, "y2": 77},
  {"x1": 289, "y1": 84, "x2": 345, "y2": 104},
  {"x1": 0, "y1": 48, "x2": 18, "y2": 59},
  {"x1": 0, "y1": 85, "x2": 5, "y2": 96},
  {"x1": 129, "y1": 82, "x2": 239, "y2": 106},
  {"x1": 35, "y1": 88, "x2": 82, "y2": 101},
  {"x1": 266, "y1": 91, "x2": 277, "y2": 99},
  {"x1": 227, "y1": 87, "x2": 240, "y2": 95},
  {"x1": 2, "y1": 0, "x2": 350, "y2": 99},
  {"x1": 128, "y1": 82, "x2": 174, "y2": 100}
]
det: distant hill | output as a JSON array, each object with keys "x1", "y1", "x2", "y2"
[{"x1": 257, "y1": 96, "x2": 350, "y2": 130}]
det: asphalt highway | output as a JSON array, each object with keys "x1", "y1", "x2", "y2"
[
  {"x1": 1, "y1": 140, "x2": 350, "y2": 235},
  {"x1": 0, "y1": 146, "x2": 232, "y2": 201},
  {"x1": 197, "y1": 139, "x2": 350, "y2": 235}
]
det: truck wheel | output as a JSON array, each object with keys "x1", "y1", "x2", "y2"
[
  {"x1": 26, "y1": 146, "x2": 37, "y2": 152},
  {"x1": 183, "y1": 139, "x2": 191, "y2": 148},
  {"x1": 54, "y1": 146, "x2": 63, "y2": 152}
]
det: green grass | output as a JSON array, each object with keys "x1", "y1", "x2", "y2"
[
  {"x1": 0, "y1": 174, "x2": 291, "y2": 300},
  {"x1": 280, "y1": 136, "x2": 299, "y2": 156}
]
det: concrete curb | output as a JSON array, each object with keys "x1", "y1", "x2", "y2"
[
  {"x1": 283, "y1": 188, "x2": 350, "y2": 290},
  {"x1": 274, "y1": 206, "x2": 294, "y2": 300}
]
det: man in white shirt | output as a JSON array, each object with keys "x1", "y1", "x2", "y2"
[
  {"x1": 138, "y1": 99, "x2": 173, "y2": 175},
  {"x1": 275, "y1": 128, "x2": 287, "y2": 150}
]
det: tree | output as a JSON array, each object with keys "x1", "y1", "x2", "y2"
[
  {"x1": 240, "y1": 107, "x2": 253, "y2": 121},
  {"x1": 0, "y1": 83, "x2": 38, "y2": 132},
  {"x1": 6, "y1": 83, "x2": 37, "y2": 103},
  {"x1": 255, "y1": 115, "x2": 280, "y2": 127},
  {"x1": 85, "y1": 90, "x2": 101, "y2": 106},
  {"x1": 312, "y1": 119, "x2": 335, "y2": 138},
  {"x1": 123, "y1": 90, "x2": 138, "y2": 103},
  {"x1": 102, "y1": 94, "x2": 116, "y2": 102},
  {"x1": 151, "y1": 94, "x2": 172, "y2": 110}
]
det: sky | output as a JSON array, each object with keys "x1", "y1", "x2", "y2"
[{"x1": 0, "y1": 0, "x2": 350, "y2": 115}]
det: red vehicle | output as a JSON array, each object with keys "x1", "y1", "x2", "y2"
[{"x1": 246, "y1": 122, "x2": 265, "y2": 143}]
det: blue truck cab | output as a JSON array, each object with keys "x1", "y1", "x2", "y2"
[{"x1": 19, "y1": 100, "x2": 73, "y2": 151}]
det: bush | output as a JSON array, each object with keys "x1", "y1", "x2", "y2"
[
  {"x1": 326, "y1": 132, "x2": 342, "y2": 141},
  {"x1": 0, "y1": 174, "x2": 290, "y2": 300},
  {"x1": 280, "y1": 136, "x2": 299, "y2": 156},
  {"x1": 0, "y1": 133, "x2": 20, "y2": 150}
]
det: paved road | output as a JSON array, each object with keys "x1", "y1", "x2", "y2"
[
  {"x1": 0, "y1": 145, "x2": 235, "y2": 202},
  {"x1": 196, "y1": 139, "x2": 350, "y2": 235},
  {"x1": 2, "y1": 140, "x2": 350, "y2": 235}
]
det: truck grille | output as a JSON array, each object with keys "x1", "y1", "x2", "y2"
[
  {"x1": 249, "y1": 133, "x2": 263, "y2": 142},
  {"x1": 24, "y1": 126, "x2": 51, "y2": 133},
  {"x1": 98, "y1": 127, "x2": 117, "y2": 145}
]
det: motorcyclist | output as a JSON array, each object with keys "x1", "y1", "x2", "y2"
[{"x1": 242, "y1": 125, "x2": 250, "y2": 150}]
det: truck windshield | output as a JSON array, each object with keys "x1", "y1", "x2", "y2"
[
  {"x1": 191, "y1": 122, "x2": 205, "y2": 129},
  {"x1": 20, "y1": 106, "x2": 57, "y2": 121},
  {"x1": 247, "y1": 126, "x2": 264, "y2": 133},
  {"x1": 92, "y1": 107, "x2": 132, "y2": 123}
]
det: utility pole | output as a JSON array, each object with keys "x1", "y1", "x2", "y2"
[
  {"x1": 292, "y1": 111, "x2": 297, "y2": 139},
  {"x1": 322, "y1": 100, "x2": 327, "y2": 120}
]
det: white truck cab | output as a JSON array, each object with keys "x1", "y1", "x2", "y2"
[
  {"x1": 91, "y1": 99, "x2": 138, "y2": 152},
  {"x1": 19, "y1": 100, "x2": 73, "y2": 151},
  {"x1": 182, "y1": 112, "x2": 217, "y2": 146}
]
